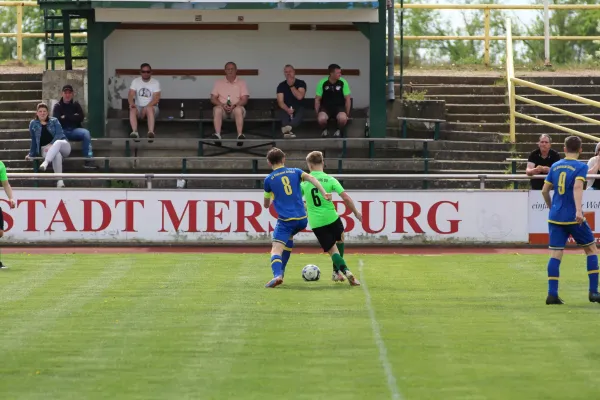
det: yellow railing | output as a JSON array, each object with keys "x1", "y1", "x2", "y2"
[
  {"x1": 395, "y1": 3, "x2": 600, "y2": 67},
  {"x1": 505, "y1": 18, "x2": 600, "y2": 145},
  {"x1": 0, "y1": 1, "x2": 86, "y2": 62}
]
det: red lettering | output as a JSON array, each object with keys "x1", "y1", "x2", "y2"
[
  {"x1": 393, "y1": 201, "x2": 424, "y2": 233},
  {"x1": 336, "y1": 200, "x2": 355, "y2": 232},
  {"x1": 115, "y1": 200, "x2": 144, "y2": 232},
  {"x1": 206, "y1": 200, "x2": 231, "y2": 233},
  {"x1": 17, "y1": 199, "x2": 46, "y2": 232},
  {"x1": 159, "y1": 200, "x2": 200, "y2": 233},
  {"x1": 46, "y1": 201, "x2": 76, "y2": 232},
  {"x1": 0, "y1": 200, "x2": 13, "y2": 232},
  {"x1": 427, "y1": 201, "x2": 461, "y2": 234},
  {"x1": 361, "y1": 201, "x2": 388, "y2": 234},
  {"x1": 234, "y1": 200, "x2": 265, "y2": 233},
  {"x1": 82, "y1": 200, "x2": 111, "y2": 232}
]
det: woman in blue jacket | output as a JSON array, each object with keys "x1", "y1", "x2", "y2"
[{"x1": 26, "y1": 103, "x2": 71, "y2": 188}]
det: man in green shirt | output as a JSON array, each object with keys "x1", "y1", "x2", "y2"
[
  {"x1": 314, "y1": 63, "x2": 352, "y2": 138},
  {"x1": 301, "y1": 151, "x2": 362, "y2": 286},
  {"x1": 0, "y1": 161, "x2": 16, "y2": 269}
]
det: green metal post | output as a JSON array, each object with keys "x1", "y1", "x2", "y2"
[
  {"x1": 62, "y1": 13, "x2": 73, "y2": 70},
  {"x1": 369, "y1": 140, "x2": 375, "y2": 159},
  {"x1": 87, "y1": 19, "x2": 118, "y2": 138},
  {"x1": 399, "y1": 0, "x2": 404, "y2": 97},
  {"x1": 512, "y1": 160, "x2": 517, "y2": 190},
  {"x1": 125, "y1": 140, "x2": 131, "y2": 157},
  {"x1": 402, "y1": 120, "x2": 407, "y2": 138},
  {"x1": 434, "y1": 122, "x2": 440, "y2": 140},
  {"x1": 198, "y1": 140, "x2": 204, "y2": 156},
  {"x1": 182, "y1": 158, "x2": 188, "y2": 174},
  {"x1": 104, "y1": 159, "x2": 110, "y2": 187}
]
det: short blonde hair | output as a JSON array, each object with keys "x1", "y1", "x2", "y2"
[{"x1": 306, "y1": 151, "x2": 324, "y2": 165}]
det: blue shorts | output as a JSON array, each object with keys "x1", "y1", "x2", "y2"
[
  {"x1": 548, "y1": 222, "x2": 596, "y2": 250},
  {"x1": 273, "y1": 218, "x2": 308, "y2": 244}
]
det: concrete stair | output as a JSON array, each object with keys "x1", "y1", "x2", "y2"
[
  {"x1": 395, "y1": 73, "x2": 600, "y2": 188},
  {"x1": 0, "y1": 74, "x2": 42, "y2": 177}
]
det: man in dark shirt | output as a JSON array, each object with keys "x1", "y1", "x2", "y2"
[
  {"x1": 276, "y1": 65, "x2": 306, "y2": 139},
  {"x1": 526, "y1": 134, "x2": 561, "y2": 190},
  {"x1": 53, "y1": 84, "x2": 96, "y2": 169},
  {"x1": 315, "y1": 63, "x2": 352, "y2": 138}
]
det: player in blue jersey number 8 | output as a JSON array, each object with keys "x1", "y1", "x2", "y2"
[
  {"x1": 263, "y1": 147, "x2": 332, "y2": 288},
  {"x1": 542, "y1": 136, "x2": 600, "y2": 305}
]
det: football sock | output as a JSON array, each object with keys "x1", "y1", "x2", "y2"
[
  {"x1": 587, "y1": 255, "x2": 599, "y2": 294},
  {"x1": 271, "y1": 254, "x2": 283, "y2": 278},
  {"x1": 332, "y1": 253, "x2": 348, "y2": 274},
  {"x1": 281, "y1": 239, "x2": 294, "y2": 277},
  {"x1": 333, "y1": 242, "x2": 345, "y2": 272},
  {"x1": 548, "y1": 258, "x2": 561, "y2": 297}
]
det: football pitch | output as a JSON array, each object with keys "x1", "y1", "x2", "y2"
[{"x1": 1, "y1": 249, "x2": 600, "y2": 400}]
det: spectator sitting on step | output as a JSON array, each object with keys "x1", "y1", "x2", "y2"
[
  {"x1": 210, "y1": 61, "x2": 248, "y2": 145},
  {"x1": 128, "y1": 63, "x2": 161, "y2": 142},
  {"x1": 53, "y1": 84, "x2": 96, "y2": 169},
  {"x1": 26, "y1": 103, "x2": 71, "y2": 188},
  {"x1": 315, "y1": 63, "x2": 352, "y2": 138},
  {"x1": 526, "y1": 134, "x2": 560, "y2": 190},
  {"x1": 276, "y1": 64, "x2": 306, "y2": 138},
  {"x1": 586, "y1": 142, "x2": 600, "y2": 190}
]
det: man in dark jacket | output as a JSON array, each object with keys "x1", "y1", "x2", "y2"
[{"x1": 53, "y1": 84, "x2": 96, "y2": 169}]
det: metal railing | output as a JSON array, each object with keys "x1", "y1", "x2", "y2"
[
  {"x1": 505, "y1": 18, "x2": 600, "y2": 144},
  {"x1": 395, "y1": 3, "x2": 600, "y2": 67},
  {"x1": 0, "y1": 1, "x2": 86, "y2": 62},
  {"x1": 8, "y1": 172, "x2": 600, "y2": 190}
]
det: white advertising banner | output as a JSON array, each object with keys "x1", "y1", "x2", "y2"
[
  {"x1": 0, "y1": 190, "x2": 529, "y2": 244},
  {"x1": 528, "y1": 190, "x2": 600, "y2": 245}
]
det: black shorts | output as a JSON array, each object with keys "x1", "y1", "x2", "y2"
[
  {"x1": 0, "y1": 206, "x2": 4, "y2": 232},
  {"x1": 312, "y1": 217, "x2": 344, "y2": 252},
  {"x1": 319, "y1": 106, "x2": 345, "y2": 119}
]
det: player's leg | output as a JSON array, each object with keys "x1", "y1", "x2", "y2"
[
  {"x1": 0, "y1": 206, "x2": 5, "y2": 269},
  {"x1": 280, "y1": 219, "x2": 307, "y2": 278},
  {"x1": 570, "y1": 222, "x2": 600, "y2": 302},
  {"x1": 281, "y1": 237, "x2": 294, "y2": 278},
  {"x1": 265, "y1": 221, "x2": 293, "y2": 288},
  {"x1": 546, "y1": 223, "x2": 568, "y2": 304}
]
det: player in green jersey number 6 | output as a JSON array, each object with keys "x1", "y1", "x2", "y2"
[
  {"x1": 0, "y1": 161, "x2": 16, "y2": 269},
  {"x1": 301, "y1": 151, "x2": 362, "y2": 286}
]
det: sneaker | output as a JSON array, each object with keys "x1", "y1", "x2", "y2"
[
  {"x1": 237, "y1": 133, "x2": 245, "y2": 147},
  {"x1": 130, "y1": 131, "x2": 140, "y2": 140},
  {"x1": 589, "y1": 292, "x2": 600, "y2": 303},
  {"x1": 148, "y1": 131, "x2": 155, "y2": 143},
  {"x1": 333, "y1": 129, "x2": 341, "y2": 137},
  {"x1": 546, "y1": 295, "x2": 564, "y2": 305},
  {"x1": 345, "y1": 270, "x2": 361, "y2": 286},
  {"x1": 332, "y1": 271, "x2": 346, "y2": 282},
  {"x1": 39, "y1": 161, "x2": 48, "y2": 172},
  {"x1": 265, "y1": 276, "x2": 283, "y2": 288},
  {"x1": 321, "y1": 129, "x2": 328, "y2": 137},
  {"x1": 284, "y1": 131, "x2": 296, "y2": 139},
  {"x1": 281, "y1": 125, "x2": 292, "y2": 135},
  {"x1": 212, "y1": 132, "x2": 222, "y2": 146},
  {"x1": 0, "y1": 262, "x2": 7, "y2": 269},
  {"x1": 57, "y1": 180, "x2": 65, "y2": 188}
]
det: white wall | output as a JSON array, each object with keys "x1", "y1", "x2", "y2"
[{"x1": 105, "y1": 23, "x2": 370, "y2": 109}]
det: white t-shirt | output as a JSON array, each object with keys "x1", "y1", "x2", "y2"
[{"x1": 130, "y1": 77, "x2": 161, "y2": 107}]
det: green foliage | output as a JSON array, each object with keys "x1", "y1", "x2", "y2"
[
  {"x1": 0, "y1": 9, "x2": 87, "y2": 62},
  {"x1": 402, "y1": 89, "x2": 427, "y2": 101},
  {"x1": 398, "y1": 0, "x2": 600, "y2": 65},
  {"x1": 109, "y1": 180, "x2": 135, "y2": 188}
]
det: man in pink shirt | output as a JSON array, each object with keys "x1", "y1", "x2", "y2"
[{"x1": 211, "y1": 62, "x2": 249, "y2": 145}]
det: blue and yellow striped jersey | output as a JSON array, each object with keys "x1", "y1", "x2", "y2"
[{"x1": 545, "y1": 158, "x2": 588, "y2": 224}]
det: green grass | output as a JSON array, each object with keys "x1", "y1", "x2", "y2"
[{"x1": 1, "y1": 252, "x2": 600, "y2": 399}]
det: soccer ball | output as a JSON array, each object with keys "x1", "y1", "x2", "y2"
[{"x1": 302, "y1": 265, "x2": 321, "y2": 281}]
